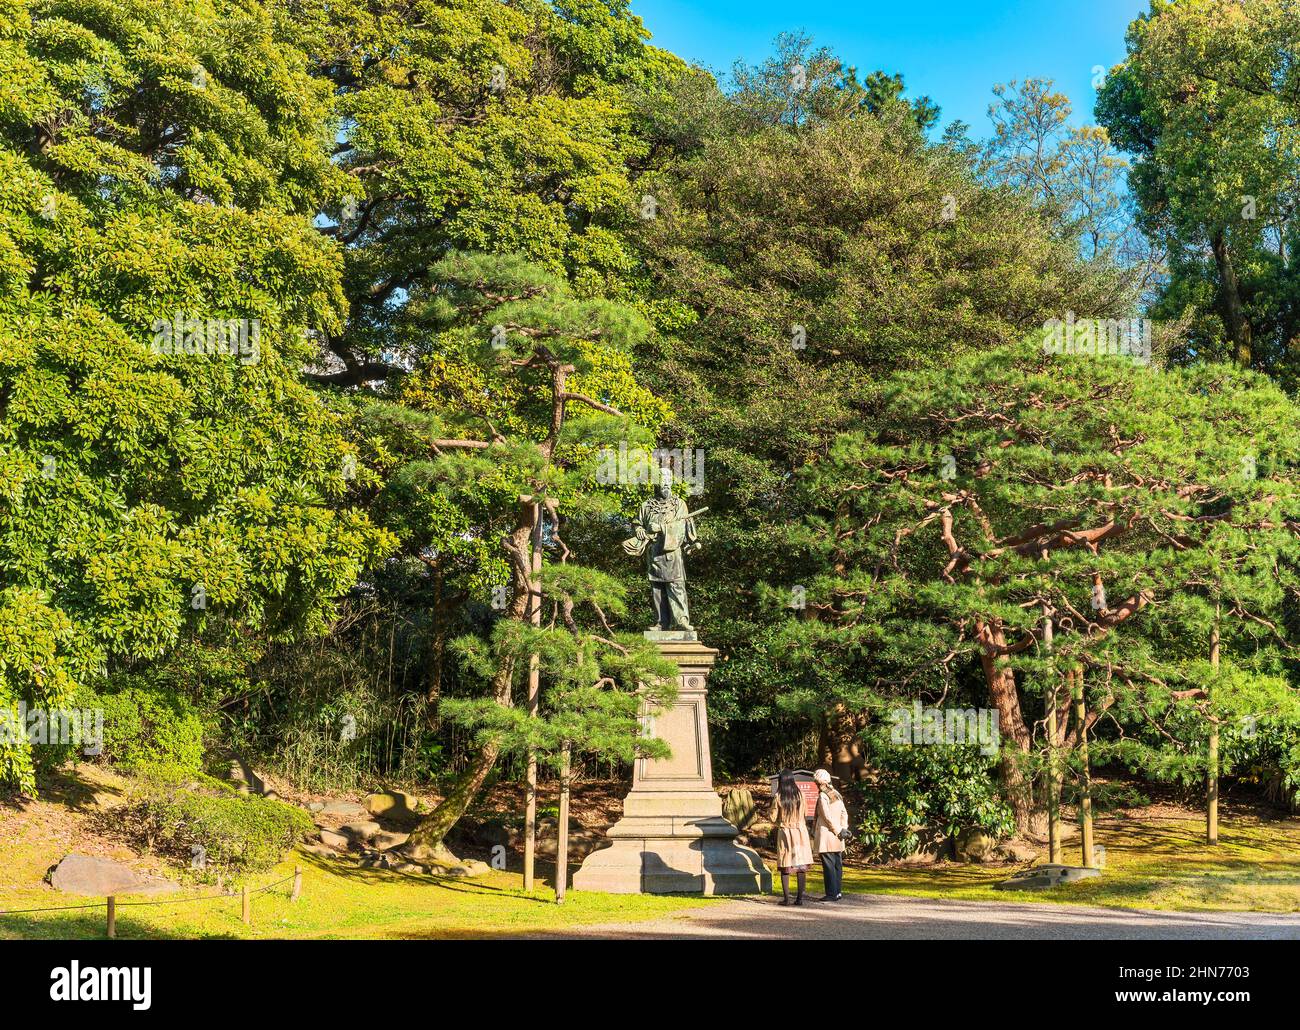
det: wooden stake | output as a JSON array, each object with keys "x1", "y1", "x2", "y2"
[
  {"x1": 1073, "y1": 669, "x2": 1094, "y2": 867},
  {"x1": 291, "y1": 866, "x2": 302, "y2": 902},
  {"x1": 523, "y1": 504, "x2": 543, "y2": 892},
  {"x1": 241, "y1": 884, "x2": 251, "y2": 925},
  {"x1": 555, "y1": 743, "x2": 571, "y2": 904},
  {"x1": 106, "y1": 896, "x2": 116, "y2": 939},
  {"x1": 1043, "y1": 603, "x2": 1061, "y2": 864},
  {"x1": 1208, "y1": 604, "x2": 1221, "y2": 845}
]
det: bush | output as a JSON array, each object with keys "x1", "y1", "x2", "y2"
[
  {"x1": 119, "y1": 774, "x2": 314, "y2": 876},
  {"x1": 852, "y1": 727, "x2": 1015, "y2": 860},
  {"x1": 80, "y1": 681, "x2": 206, "y2": 777}
]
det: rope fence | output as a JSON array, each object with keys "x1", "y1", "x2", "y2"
[{"x1": 0, "y1": 866, "x2": 303, "y2": 937}]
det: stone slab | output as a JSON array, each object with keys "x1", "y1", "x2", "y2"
[{"x1": 995, "y1": 863, "x2": 1103, "y2": 891}]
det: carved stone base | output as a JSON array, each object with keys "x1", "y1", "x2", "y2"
[{"x1": 573, "y1": 638, "x2": 771, "y2": 895}]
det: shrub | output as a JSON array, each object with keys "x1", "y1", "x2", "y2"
[
  {"x1": 80, "y1": 681, "x2": 206, "y2": 777},
  {"x1": 852, "y1": 726, "x2": 1015, "y2": 860},
  {"x1": 119, "y1": 774, "x2": 314, "y2": 876}
]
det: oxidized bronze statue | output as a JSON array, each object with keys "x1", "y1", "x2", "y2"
[{"x1": 622, "y1": 469, "x2": 706, "y2": 632}]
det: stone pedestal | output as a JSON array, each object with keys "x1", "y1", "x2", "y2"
[{"x1": 573, "y1": 636, "x2": 771, "y2": 895}]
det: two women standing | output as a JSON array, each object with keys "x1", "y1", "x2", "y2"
[{"x1": 769, "y1": 768, "x2": 850, "y2": 904}]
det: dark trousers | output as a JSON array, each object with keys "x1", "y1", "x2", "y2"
[{"x1": 819, "y1": 851, "x2": 843, "y2": 898}]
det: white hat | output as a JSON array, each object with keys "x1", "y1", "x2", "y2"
[{"x1": 813, "y1": 768, "x2": 832, "y2": 785}]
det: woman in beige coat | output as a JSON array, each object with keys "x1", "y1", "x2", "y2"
[
  {"x1": 812, "y1": 768, "x2": 849, "y2": 901},
  {"x1": 769, "y1": 770, "x2": 814, "y2": 905}
]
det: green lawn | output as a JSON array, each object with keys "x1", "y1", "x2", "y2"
[
  {"x1": 842, "y1": 813, "x2": 1300, "y2": 913},
  {"x1": 5, "y1": 764, "x2": 1299, "y2": 938},
  {"x1": 0, "y1": 853, "x2": 717, "y2": 940}
]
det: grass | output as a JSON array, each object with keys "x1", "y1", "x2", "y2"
[
  {"x1": 0, "y1": 764, "x2": 714, "y2": 939},
  {"x1": 843, "y1": 812, "x2": 1300, "y2": 913},
  {"x1": 5, "y1": 765, "x2": 1299, "y2": 938},
  {"x1": 0, "y1": 856, "x2": 718, "y2": 940}
]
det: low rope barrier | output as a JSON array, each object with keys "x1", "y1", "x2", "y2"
[{"x1": 0, "y1": 866, "x2": 303, "y2": 935}]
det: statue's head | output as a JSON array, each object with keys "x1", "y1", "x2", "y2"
[{"x1": 655, "y1": 466, "x2": 674, "y2": 499}]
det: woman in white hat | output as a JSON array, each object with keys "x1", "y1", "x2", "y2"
[{"x1": 812, "y1": 768, "x2": 850, "y2": 901}]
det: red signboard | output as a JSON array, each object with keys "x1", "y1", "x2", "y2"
[
  {"x1": 768, "y1": 770, "x2": 820, "y2": 820},
  {"x1": 796, "y1": 779, "x2": 819, "y2": 819}
]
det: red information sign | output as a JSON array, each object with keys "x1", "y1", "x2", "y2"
[
  {"x1": 768, "y1": 770, "x2": 820, "y2": 820},
  {"x1": 796, "y1": 779, "x2": 819, "y2": 819}
]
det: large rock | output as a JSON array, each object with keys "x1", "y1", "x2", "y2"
[
  {"x1": 320, "y1": 800, "x2": 366, "y2": 818},
  {"x1": 995, "y1": 863, "x2": 1102, "y2": 891},
  {"x1": 318, "y1": 829, "x2": 351, "y2": 850},
  {"x1": 400, "y1": 841, "x2": 491, "y2": 878},
  {"x1": 953, "y1": 827, "x2": 995, "y2": 863},
  {"x1": 338, "y1": 821, "x2": 381, "y2": 844},
  {"x1": 371, "y1": 830, "x2": 409, "y2": 852},
  {"x1": 993, "y1": 840, "x2": 1039, "y2": 863},
  {"x1": 49, "y1": 854, "x2": 176, "y2": 897},
  {"x1": 722, "y1": 787, "x2": 758, "y2": 831},
  {"x1": 299, "y1": 842, "x2": 340, "y2": 859},
  {"x1": 364, "y1": 790, "x2": 415, "y2": 818}
]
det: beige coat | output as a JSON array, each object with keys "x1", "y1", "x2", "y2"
[
  {"x1": 768, "y1": 798, "x2": 814, "y2": 870},
  {"x1": 813, "y1": 789, "x2": 850, "y2": 854}
]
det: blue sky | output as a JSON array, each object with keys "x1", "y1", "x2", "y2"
[{"x1": 629, "y1": 0, "x2": 1152, "y2": 136}]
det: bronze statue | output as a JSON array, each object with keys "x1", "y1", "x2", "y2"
[{"x1": 622, "y1": 469, "x2": 706, "y2": 632}]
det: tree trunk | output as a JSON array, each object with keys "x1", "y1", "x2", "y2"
[
  {"x1": 979, "y1": 619, "x2": 1034, "y2": 833},
  {"x1": 821, "y1": 705, "x2": 868, "y2": 782},
  {"x1": 405, "y1": 505, "x2": 534, "y2": 858},
  {"x1": 404, "y1": 736, "x2": 503, "y2": 862},
  {"x1": 1073, "y1": 668, "x2": 1095, "y2": 867},
  {"x1": 1212, "y1": 233, "x2": 1253, "y2": 368},
  {"x1": 1207, "y1": 604, "x2": 1220, "y2": 845}
]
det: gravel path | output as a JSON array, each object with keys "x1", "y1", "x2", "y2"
[{"x1": 531, "y1": 893, "x2": 1300, "y2": 940}]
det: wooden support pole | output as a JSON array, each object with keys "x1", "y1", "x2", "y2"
[
  {"x1": 1043, "y1": 602, "x2": 1061, "y2": 864},
  {"x1": 291, "y1": 866, "x2": 302, "y2": 902},
  {"x1": 1046, "y1": 695, "x2": 1061, "y2": 864},
  {"x1": 1073, "y1": 668, "x2": 1095, "y2": 867},
  {"x1": 241, "y1": 884, "x2": 251, "y2": 925},
  {"x1": 555, "y1": 742, "x2": 571, "y2": 904},
  {"x1": 106, "y1": 896, "x2": 116, "y2": 939},
  {"x1": 1208, "y1": 604, "x2": 1221, "y2": 845},
  {"x1": 523, "y1": 503, "x2": 543, "y2": 892}
]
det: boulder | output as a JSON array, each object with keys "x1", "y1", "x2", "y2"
[
  {"x1": 995, "y1": 863, "x2": 1102, "y2": 891},
  {"x1": 299, "y1": 843, "x2": 339, "y2": 859},
  {"x1": 320, "y1": 800, "x2": 366, "y2": 818},
  {"x1": 953, "y1": 827, "x2": 996, "y2": 863},
  {"x1": 364, "y1": 790, "x2": 415, "y2": 818},
  {"x1": 307, "y1": 801, "x2": 325, "y2": 813},
  {"x1": 371, "y1": 830, "x2": 410, "y2": 852},
  {"x1": 993, "y1": 841, "x2": 1039, "y2": 863},
  {"x1": 338, "y1": 821, "x2": 381, "y2": 843},
  {"x1": 400, "y1": 841, "x2": 491, "y2": 878},
  {"x1": 49, "y1": 854, "x2": 177, "y2": 897},
  {"x1": 722, "y1": 787, "x2": 758, "y2": 831},
  {"x1": 318, "y1": 829, "x2": 351, "y2": 850}
]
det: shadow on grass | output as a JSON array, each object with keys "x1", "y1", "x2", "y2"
[{"x1": 2, "y1": 766, "x2": 123, "y2": 815}]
